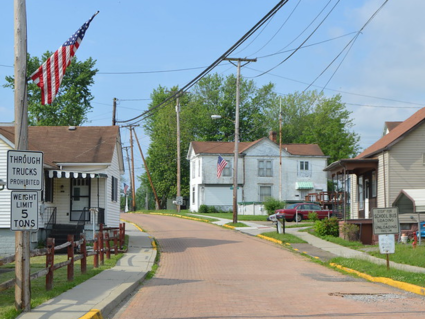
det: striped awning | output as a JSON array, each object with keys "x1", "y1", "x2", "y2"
[
  {"x1": 48, "y1": 170, "x2": 107, "y2": 179},
  {"x1": 295, "y1": 182, "x2": 314, "y2": 190}
]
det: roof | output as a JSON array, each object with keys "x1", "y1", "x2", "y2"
[
  {"x1": 0, "y1": 126, "x2": 121, "y2": 168},
  {"x1": 356, "y1": 107, "x2": 425, "y2": 159},
  {"x1": 190, "y1": 138, "x2": 325, "y2": 156},
  {"x1": 282, "y1": 144, "x2": 324, "y2": 156},
  {"x1": 393, "y1": 189, "x2": 425, "y2": 212}
]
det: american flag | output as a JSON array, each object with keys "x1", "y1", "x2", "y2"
[
  {"x1": 217, "y1": 155, "x2": 228, "y2": 178},
  {"x1": 30, "y1": 12, "x2": 99, "y2": 105},
  {"x1": 123, "y1": 183, "x2": 129, "y2": 195}
]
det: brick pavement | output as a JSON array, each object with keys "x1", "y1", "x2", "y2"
[{"x1": 112, "y1": 213, "x2": 425, "y2": 319}]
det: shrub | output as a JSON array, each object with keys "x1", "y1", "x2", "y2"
[
  {"x1": 198, "y1": 205, "x2": 209, "y2": 214},
  {"x1": 307, "y1": 212, "x2": 319, "y2": 221},
  {"x1": 263, "y1": 197, "x2": 285, "y2": 215},
  {"x1": 341, "y1": 222, "x2": 360, "y2": 241},
  {"x1": 314, "y1": 217, "x2": 339, "y2": 237},
  {"x1": 207, "y1": 206, "x2": 218, "y2": 214}
]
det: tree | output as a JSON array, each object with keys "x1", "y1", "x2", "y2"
[
  {"x1": 4, "y1": 52, "x2": 98, "y2": 126},
  {"x1": 140, "y1": 74, "x2": 277, "y2": 208},
  {"x1": 267, "y1": 91, "x2": 360, "y2": 164}
]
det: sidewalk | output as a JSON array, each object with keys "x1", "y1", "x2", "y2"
[{"x1": 17, "y1": 222, "x2": 157, "y2": 319}]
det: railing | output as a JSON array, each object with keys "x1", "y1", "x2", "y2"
[
  {"x1": 44, "y1": 207, "x2": 57, "y2": 240},
  {"x1": 0, "y1": 223, "x2": 126, "y2": 292}
]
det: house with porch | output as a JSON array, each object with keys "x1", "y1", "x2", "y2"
[
  {"x1": 187, "y1": 133, "x2": 329, "y2": 213},
  {"x1": 324, "y1": 107, "x2": 425, "y2": 235},
  {"x1": 0, "y1": 125, "x2": 124, "y2": 256}
]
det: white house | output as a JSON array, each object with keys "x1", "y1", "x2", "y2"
[
  {"x1": 0, "y1": 125, "x2": 125, "y2": 256},
  {"x1": 187, "y1": 133, "x2": 329, "y2": 213}
]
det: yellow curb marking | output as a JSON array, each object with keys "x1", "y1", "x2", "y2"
[
  {"x1": 79, "y1": 309, "x2": 103, "y2": 319},
  {"x1": 257, "y1": 234, "x2": 283, "y2": 245},
  {"x1": 330, "y1": 263, "x2": 425, "y2": 296},
  {"x1": 223, "y1": 224, "x2": 235, "y2": 229}
]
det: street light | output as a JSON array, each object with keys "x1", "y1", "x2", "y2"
[{"x1": 211, "y1": 114, "x2": 239, "y2": 224}]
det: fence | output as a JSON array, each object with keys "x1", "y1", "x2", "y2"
[{"x1": 0, "y1": 223, "x2": 126, "y2": 292}]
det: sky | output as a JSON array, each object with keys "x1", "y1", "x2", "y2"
[{"x1": 1, "y1": 0, "x2": 425, "y2": 189}]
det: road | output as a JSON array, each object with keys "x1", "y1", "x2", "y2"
[{"x1": 112, "y1": 213, "x2": 425, "y2": 319}]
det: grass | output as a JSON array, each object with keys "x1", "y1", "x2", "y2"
[
  {"x1": 0, "y1": 237, "x2": 127, "y2": 319},
  {"x1": 260, "y1": 231, "x2": 307, "y2": 244},
  {"x1": 329, "y1": 257, "x2": 425, "y2": 287}
]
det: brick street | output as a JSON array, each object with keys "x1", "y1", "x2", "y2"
[{"x1": 112, "y1": 213, "x2": 425, "y2": 319}]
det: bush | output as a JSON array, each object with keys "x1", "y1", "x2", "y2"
[
  {"x1": 314, "y1": 217, "x2": 339, "y2": 237},
  {"x1": 198, "y1": 205, "x2": 209, "y2": 214},
  {"x1": 307, "y1": 212, "x2": 319, "y2": 221},
  {"x1": 341, "y1": 222, "x2": 360, "y2": 241},
  {"x1": 263, "y1": 197, "x2": 285, "y2": 215}
]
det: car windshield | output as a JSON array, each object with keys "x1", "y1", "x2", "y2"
[{"x1": 286, "y1": 204, "x2": 298, "y2": 209}]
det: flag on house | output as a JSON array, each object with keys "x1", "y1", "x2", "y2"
[
  {"x1": 217, "y1": 155, "x2": 228, "y2": 178},
  {"x1": 30, "y1": 12, "x2": 99, "y2": 105},
  {"x1": 123, "y1": 183, "x2": 129, "y2": 195}
]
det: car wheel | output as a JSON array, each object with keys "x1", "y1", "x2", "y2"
[{"x1": 295, "y1": 213, "x2": 302, "y2": 223}]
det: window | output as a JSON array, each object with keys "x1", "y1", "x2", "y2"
[
  {"x1": 259, "y1": 185, "x2": 272, "y2": 202},
  {"x1": 300, "y1": 161, "x2": 309, "y2": 171},
  {"x1": 192, "y1": 161, "x2": 195, "y2": 178},
  {"x1": 223, "y1": 160, "x2": 231, "y2": 176},
  {"x1": 192, "y1": 187, "x2": 195, "y2": 204},
  {"x1": 111, "y1": 176, "x2": 118, "y2": 202},
  {"x1": 358, "y1": 176, "x2": 364, "y2": 210},
  {"x1": 258, "y1": 160, "x2": 273, "y2": 177},
  {"x1": 371, "y1": 171, "x2": 376, "y2": 198}
]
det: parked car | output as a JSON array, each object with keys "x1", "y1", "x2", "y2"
[{"x1": 269, "y1": 203, "x2": 332, "y2": 223}]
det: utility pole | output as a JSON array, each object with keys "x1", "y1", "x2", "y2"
[
  {"x1": 14, "y1": 0, "x2": 31, "y2": 311},
  {"x1": 223, "y1": 57, "x2": 256, "y2": 224},
  {"x1": 176, "y1": 95, "x2": 181, "y2": 213},
  {"x1": 133, "y1": 128, "x2": 161, "y2": 210},
  {"x1": 112, "y1": 97, "x2": 117, "y2": 126},
  {"x1": 279, "y1": 96, "x2": 282, "y2": 201},
  {"x1": 129, "y1": 128, "x2": 136, "y2": 211},
  {"x1": 123, "y1": 146, "x2": 131, "y2": 211}
]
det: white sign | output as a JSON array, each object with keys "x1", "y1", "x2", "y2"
[
  {"x1": 372, "y1": 207, "x2": 399, "y2": 235},
  {"x1": 379, "y1": 234, "x2": 395, "y2": 254},
  {"x1": 11, "y1": 191, "x2": 39, "y2": 231},
  {"x1": 7, "y1": 150, "x2": 44, "y2": 190}
]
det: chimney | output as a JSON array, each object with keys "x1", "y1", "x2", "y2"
[{"x1": 269, "y1": 131, "x2": 277, "y2": 143}]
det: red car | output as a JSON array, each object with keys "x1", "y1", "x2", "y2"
[{"x1": 272, "y1": 203, "x2": 332, "y2": 222}]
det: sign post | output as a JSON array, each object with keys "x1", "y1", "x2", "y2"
[{"x1": 372, "y1": 207, "x2": 399, "y2": 270}]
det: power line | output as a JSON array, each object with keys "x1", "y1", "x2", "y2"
[{"x1": 115, "y1": 0, "x2": 291, "y2": 125}]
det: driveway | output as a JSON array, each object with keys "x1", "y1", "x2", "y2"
[{"x1": 113, "y1": 213, "x2": 425, "y2": 319}]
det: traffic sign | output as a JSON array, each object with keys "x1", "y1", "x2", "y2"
[
  {"x1": 372, "y1": 207, "x2": 399, "y2": 235},
  {"x1": 11, "y1": 191, "x2": 39, "y2": 231},
  {"x1": 7, "y1": 150, "x2": 44, "y2": 191}
]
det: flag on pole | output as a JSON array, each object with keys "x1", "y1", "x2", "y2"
[
  {"x1": 217, "y1": 155, "x2": 228, "y2": 178},
  {"x1": 30, "y1": 12, "x2": 99, "y2": 105},
  {"x1": 123, "y1": 183, "x2": 129, "y2": 195}
]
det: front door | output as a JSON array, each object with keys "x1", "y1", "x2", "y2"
[{"x1": 70, "y1": 178, "x2": 91, "y2": 221}]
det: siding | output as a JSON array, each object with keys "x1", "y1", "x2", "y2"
[
  {"x1": 105, "y1": 145, "x2": 122, "y2": 227},
  {"x1": 388, "y1": 124, "x2": 425, "y2": 205},
  {"x1": 0, "y1": 139, "x2": 12, "y2": 228}
]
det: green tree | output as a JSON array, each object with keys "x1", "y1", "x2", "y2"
[
  {"x1": 268, "y1": 91, "x2": 360, "y2": 163},
  {"x1": 4, "y1": 52, "x2": 98, "y2": 126}
]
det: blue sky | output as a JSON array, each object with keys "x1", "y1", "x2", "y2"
[{"x1": 1, "y1": 0, "x2": 425, "y2": 188}]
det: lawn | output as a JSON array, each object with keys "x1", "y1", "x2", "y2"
[{"x1": 0, "y1": 242, "x2": 126, "y2": 319}]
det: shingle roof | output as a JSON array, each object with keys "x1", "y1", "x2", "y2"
[
  {"x1": 0, "y1": 126, "x2": 120, "y2": 168},
  {"x1": 190, "y1": 138, "x2": 325, "y2": 156},
  {"x1": 356, "y1": 107, "x2": 425, "y2": 159}
]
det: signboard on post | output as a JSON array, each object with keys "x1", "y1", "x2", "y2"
[
  {"x1": 7, "y1": 150, "x2": 43, "y2": 191},
  {"x1": 11, "y1": 191, "x2": 38, "y2": 231},
  {"x1": 372, "y1": 207, "x2": 399, "y2": 235}
]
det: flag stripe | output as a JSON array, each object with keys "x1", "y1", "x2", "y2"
[
  {"x1": 30, "y1": 12, "x2": 97, "y2": 105},
  {"x1": 217, "y1": 155, "x2": 228, "y2": 178}
]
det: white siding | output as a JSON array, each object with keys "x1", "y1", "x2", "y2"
[
  {"x1": 105, "y1": 144, "x2": 122, "y2": 227},
  {"x1": 0, "y1": 139, "x2": 13, "y2": 228}
]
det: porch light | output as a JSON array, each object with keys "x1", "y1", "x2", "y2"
[{"x1": 0, "y1": 179, "x2": 5, "y2": 191}]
